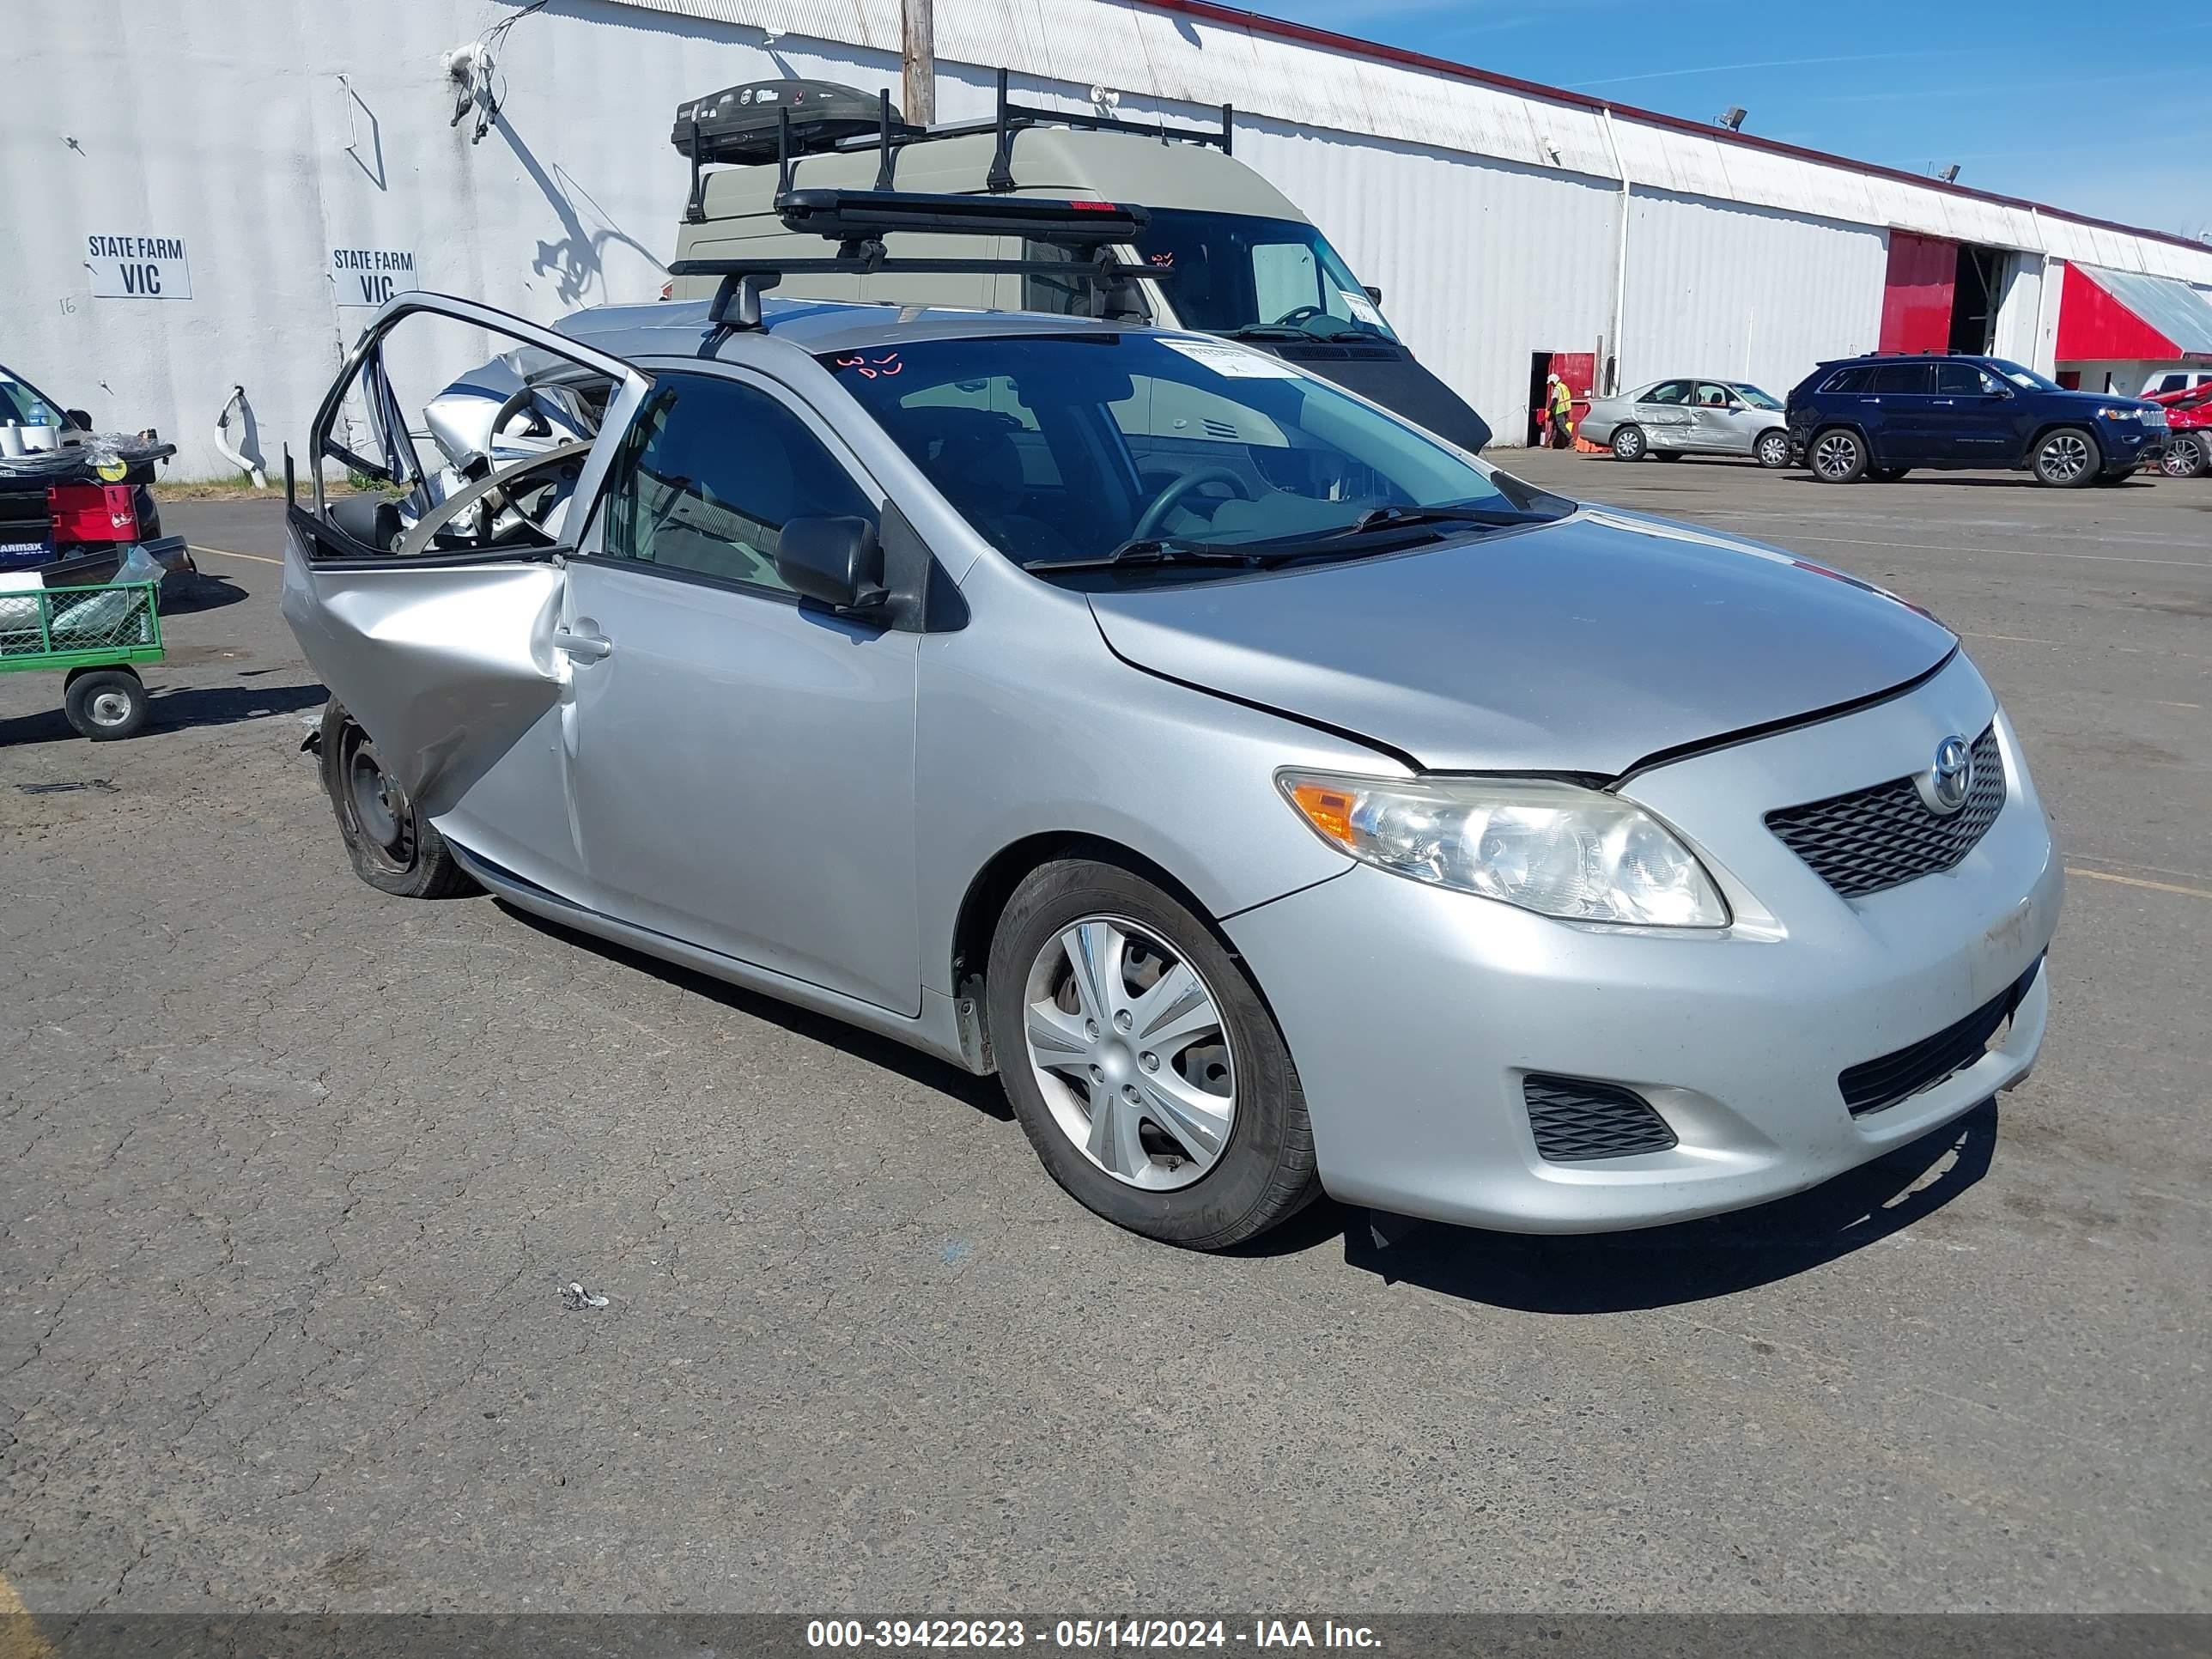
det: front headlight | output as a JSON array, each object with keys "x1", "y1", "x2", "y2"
[
  {"x1": 2094, "y1": 406, "x2": 2142, "y2": 422},
  {"x1": 1277, "y1": 770, "x2": 1729, "y2": 927}
]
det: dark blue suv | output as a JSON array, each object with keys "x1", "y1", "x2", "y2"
[{"x1": 1786, "y1": 354, "x2": 2169, "y2": 487}]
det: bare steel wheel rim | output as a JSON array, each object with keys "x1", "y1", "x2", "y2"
[
  {"x1": 1021, "y1": 915, "x2": 1237, "y2": 1192},
  {"x1": 2041, "y1": 432, "x2": 2090, "y2": 481},
  {"x1": 87, "y1": 690, "x2": 134, "y2": 726},
  {"x1": 1814, "y1": 433, "x2": 1858, "y2": 478},
  {"x1": 338, "y1": 724, "x2": 418, "y2": 871}
]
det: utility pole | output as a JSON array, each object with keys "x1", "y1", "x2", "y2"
[{"x1": 902, "y1": 0, "x2": 935, "y2": 126}]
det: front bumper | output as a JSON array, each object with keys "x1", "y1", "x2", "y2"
[
  {"x1": 1224, "y1": 657, "x2": 2063, "y2": 1233},
  {"x1": 2101, "y1": 421, "x2": 2166, "y2": 467}
]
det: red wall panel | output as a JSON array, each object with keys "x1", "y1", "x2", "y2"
[
  {"x1": 2055, "y1": 262, "x2": 2182, "y2": 362},
  {"x1": 1879, "y1": 231, "x2": 1956, "y2": 353}
]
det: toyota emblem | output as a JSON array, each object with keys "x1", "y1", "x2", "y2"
[{"x1": 1917, "y1": 734, "x2": 1973, "y2": 815}]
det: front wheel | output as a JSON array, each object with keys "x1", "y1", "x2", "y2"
[
  {"x1": 2033, "y1": 426, "x2": 2100, "y2": 488},
  {"x1": 1755, "y1": 429, "x2": 1792, "y2": 469},
  {"x1": 987, "y1": 858, "x2": 1320, "y2": 1249},
  {"x1": 319, "y1": 702, "x2": 478, "y2": 899},
  {"x1": 1810, "y1": 428, "x2": 1868, "y2": 482},
  {"x1": 64, "y1": 667, "x2": 148, "y2": 740},
  {"x1": 2160, "y1": 434, "x2": 2207, "y2": 477},
  {"x1": 1609, "y1": 424, "x2": 1646, "y2": 461}
]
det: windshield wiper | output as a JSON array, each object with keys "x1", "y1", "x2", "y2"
[
  {"x1": 1217, "y1": 325, "x2": 1312, "y2": 343},
  {"x1": 1334, "y1": 503, "x2": 1524, "y2": 537},
  {"x1": 1025, "y1": 537, "x2": 1263, "y2": 574}
]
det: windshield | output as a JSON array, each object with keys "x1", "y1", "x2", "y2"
[
  {"x1": 1986, "y1": 358, "x2": 2060, "y2": 392},
  {"x1": 823, "y1": 332, "x2": 1561, "y2": 578},
  {"x1": 1734, "y1": 385, "x2": 1782, "y2": 410},
  {"x1": 1129, "y1": 210, "x2": 1399, "y2": 344}
]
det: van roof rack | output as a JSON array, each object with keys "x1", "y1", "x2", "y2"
[
  {"x1": 681, "y1": 68, "x2": 1231, "y2": 222},
  {"x1": 667, "y1": 173, "x2": 1173, "y2": 349}
]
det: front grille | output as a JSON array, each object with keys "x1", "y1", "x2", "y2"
[
  {"x1": 1523, "y1": 1074, "x2": 1678, "y2": 1162},
  {"x1": 1838, "y1": 958, "x2": 2040, "y2": 1116},
  {"x1": 1765, "y1": 725, "x2": 2005, "y2": 897}
]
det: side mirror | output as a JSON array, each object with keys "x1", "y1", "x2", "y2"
[
  {"x1": 1362, "y1": 284, "x2": 1384, "y2": 307},
  {"x1": 64, "y1": 409, "x2": 93, "y2": 432},
  {"x1": 776, "y1": 515, "x2": 886, "y2": 615}
]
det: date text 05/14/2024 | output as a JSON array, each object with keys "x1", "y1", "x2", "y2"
[{"x1": 805, "y1": 1620, "x2": 1382, "y2": 1650}]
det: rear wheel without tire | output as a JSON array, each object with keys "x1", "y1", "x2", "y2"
[
  {"x1": 1609, "y1": 424, "x2": 1646, "y2": 461},
  {"x1": 2033, "y1": 426, "x2": 2099, "y2": 488},
  {"x1": 1755, "y1": 429, "x2": 1792, "y2": 469},
  {"x1": 63, "y1": 668, "x2": 148, "y2": 740},
  {"x1": 2160, "y1": 434, "x2": 2206, "y2": 478},
  {"x1": 1810, "y1": 428, "x2": 1868, "y2": 483},
  {"x1": 987, "y1": 858, "x2": 1320, "y2": 1249},
  {"x1": 319, "y1": 702, "x2": 478, "y2": 899}
]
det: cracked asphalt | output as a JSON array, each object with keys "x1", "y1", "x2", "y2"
[{"x1": 1, "y1": 459, "x2": 2207, "y2": 1617}]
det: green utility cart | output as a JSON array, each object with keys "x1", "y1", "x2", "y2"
[{"x1": 0, "y1": 579, "x2": 162, "y2": 739}]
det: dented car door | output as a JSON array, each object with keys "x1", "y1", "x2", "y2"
[{"x1": 282, "y1": 295, "x2": 652, "y2": 900}]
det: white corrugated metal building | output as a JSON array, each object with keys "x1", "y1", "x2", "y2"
[{"x1": 5, "y1": 0, "x2": 2211, "y2": 472}]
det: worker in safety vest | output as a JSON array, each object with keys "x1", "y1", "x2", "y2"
[{"x1": 1545, "y1": 372, "x2": 1575, "y2": 448}]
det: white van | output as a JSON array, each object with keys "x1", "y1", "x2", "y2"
[{"x1": 667, "y1": 76, "x2": 1492, "y2": 453}]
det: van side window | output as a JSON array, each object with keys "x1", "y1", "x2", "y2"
[{"x1": 600, "y1": 374, "x2": 876, "y2": 595}]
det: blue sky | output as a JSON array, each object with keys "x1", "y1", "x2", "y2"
[{"x1": 1250, "y1": 0, "x2": 2212, "y2": 239}]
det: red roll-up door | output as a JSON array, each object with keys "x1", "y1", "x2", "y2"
[{"x1": 1879, "y1": 231, "x2": 1956, "y2": 353}]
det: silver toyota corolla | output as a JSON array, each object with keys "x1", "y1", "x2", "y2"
[
  {"x1": 283, "y1": 292, "x2": 2061, "y2": 1250},
  {"x1": 1581, "y1": 378, "x2": 1796, "y2": 467}
]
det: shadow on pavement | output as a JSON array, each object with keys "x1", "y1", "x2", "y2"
[
  {"x1": 160, "y1": 571, "x2": 252, "y2": 615},
  {"x1": 0, "y1": 681, "x2": 326, "y2": 747},
  {"x1": 496, "y1": 900, "x2": 1015, "y2": 1121},
  {"x1": 1313, "y1": 1098, "x2": 1998, "y2": 1310}
]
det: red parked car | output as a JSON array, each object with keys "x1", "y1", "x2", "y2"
[{"x1": 2154, "y1": 382, "x2": 2211, "y2": 477}]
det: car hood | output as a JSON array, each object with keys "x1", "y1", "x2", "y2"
[{"x1": 1085, "y1": 507, "x2": 1958, "y2": 775}]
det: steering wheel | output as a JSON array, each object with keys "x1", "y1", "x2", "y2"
[
  {"x1": 395, "y1": 441, "x2": 594, "y2": 559},
  {"x1": 1267, "y1": 304, "x2": 1330, "y2": 329},
  {"x1": 1130, "y1": 465, "x2": 1254, "y2": 542},
  {"x1": 488, "y1": 383, "x2": 556, "y2": 449}
]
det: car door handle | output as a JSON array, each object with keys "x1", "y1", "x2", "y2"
[
  {"x1": 553, "y1": 628, "x2": 613, "y2": 661},
  {"x1": 1931, "y1": 398, "x2": 1955, "y2": 406}
]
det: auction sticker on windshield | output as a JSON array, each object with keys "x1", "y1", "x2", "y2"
[{"x1": 1158, "y1": 337, "x2": 1302, "y2": 378}]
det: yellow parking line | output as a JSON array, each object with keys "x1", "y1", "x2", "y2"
[
  {"x1": 0, "y1": 1571, "x2": 55, "y2": 1659},
  {"x1": 2065, "y1": 867, "x2": 2212, "y2": 901},
  {"x1": 187, "y1": 542, "x2": 283, "y2": 567}
]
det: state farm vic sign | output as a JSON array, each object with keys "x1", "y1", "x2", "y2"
[
  {"x1": 332, "y1": 246, "x2": 420, "y2": 307},
  {"x1": 85, "y1": 233, "x2": 192, "y2": 299}
]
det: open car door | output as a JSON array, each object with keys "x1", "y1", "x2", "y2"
[{"x1": 282, "y1": 294, "x2": 651, "y2": 892}]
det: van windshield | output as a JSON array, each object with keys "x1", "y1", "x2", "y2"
[
  {"x1": 822, "y1": 331, "x2": 1560, "y2": 580},
  {"x1": 1123, "y1": 210, "x2": 1399, "y2": 344}
]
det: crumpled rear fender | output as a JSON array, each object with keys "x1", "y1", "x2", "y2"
[{"x1": 281, "y1": 517, "x2": 565, "y2": 817}]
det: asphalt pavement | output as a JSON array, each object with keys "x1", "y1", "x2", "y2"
[{"x1": 1, "y1": 459, "x2": 2206, "y2": 1616}]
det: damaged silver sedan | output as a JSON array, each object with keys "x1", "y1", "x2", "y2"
[{"x1": 283, "y1": 287, "x2": 2060, "y2": 1250}]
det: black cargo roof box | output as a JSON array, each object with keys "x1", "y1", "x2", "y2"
[{"x1": 672, "y1": 80, "x2": 913, "y2": 167}]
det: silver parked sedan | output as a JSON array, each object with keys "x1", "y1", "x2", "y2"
[
  {"x1": 1581, "y1": 378, "x2": 1796, "y2": 466},
  {"x1": 283, "y1": 293, "x2": 2060, "y2": 1250}
]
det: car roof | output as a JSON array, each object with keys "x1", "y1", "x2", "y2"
[{"x1": 555, "y1": 295, "x2": 1131, "y2": 366}]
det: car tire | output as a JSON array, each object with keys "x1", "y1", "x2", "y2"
[
  {"x1": 319, "y1": 701, "x2": 478, "y2": 900},
  {"x1": 63, "y1": 667, "x2": 149, "y2": 741},
  {"x1": 2033, "y1": 426, "x2": 2100, "y2": 488},
  {"x1": 2160, "y1": 434, "x2": 2206, "y2": 477},
  {"x1": 1866, "y1": 465, "x2": 1911, "y2": 483},
  {"x1": 1755, "y1": 429, "x2": 1792, "y2": 469},
  {"x1": 1610, "y1": 424, "x2": 1646, "y2": 461},
  {"x1": 1809, "y1": 428, "x2": 1868, "y2": 483},
  {"x1": 986, "y1": 857, "x2": 1321, "y2": 1250}
]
